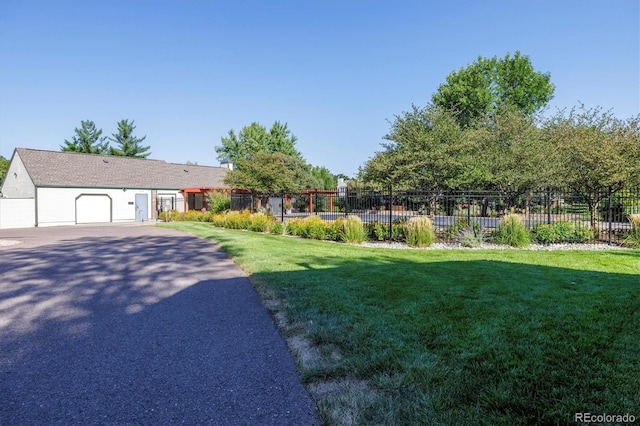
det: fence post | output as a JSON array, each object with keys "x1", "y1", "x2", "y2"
[
  {"x1": 467, "y1": 187, "x2": 471, "y2": 227},
  {"x1": 281, "y1": 191, "x2": 284, "y2": 222},
  {"x1": 345, "y1": 186, "x2": 348, "y2": 217},
  {"x1": 608, "y1": 187, "x2": 613, "y2": 245},
  {"x1": 546, "y1": 188, "x2": 551, "y2": 225},
  {"x1": 388, "y1": 184, "x2": 393, "y2": 241},
  {"x1": 315, "y1": 189, "x2": 318, "y2": 216}
]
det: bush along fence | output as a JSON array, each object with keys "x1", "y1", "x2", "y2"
[{"x1": 221, "y1": 186, "x2": 640, "y2": 246}]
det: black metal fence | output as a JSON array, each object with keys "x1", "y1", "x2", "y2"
[{"x1": 230, "y1": 187, "x2": 640, "y2": 245}]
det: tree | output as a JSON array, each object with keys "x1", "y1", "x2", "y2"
[
  {"x1": 432, "y1": 51, "x2": 554, "y2": 127},
  {"x1": 470, "y1": 105, "x2": 558, "y2": 192},
  {"x1": 466, "y1": 105, "x2": 560, "y2": 213},
  {"x1": 310, "y1": 165, "x2": 337, "y2": 190},
  {"x1": 215, "y1": 120, "x2": 326, "y2": 191},
  {"x1": 360, "y1": 105, "x2": 482, "y2": 217},
  {"x1": 360, "y1": 104, "x2": 476, "y2": 190},
  {"x1": 0, "y1": 155, "x2": 9, "y2": 183},
  {"x1": 109, "y1": 119, "x2": 151, "y2": 158},
  {"x1": 283, "y1": 155, "x2": 323, "y2": 190},
  {"x1": 215, "y1": 121, "x2": 302, "y2": 163},
  {"x1": 60, "y1": 120, "x2": 109, "y2": 154},
  {"x1": 223, "y1": 152, "x2": 299, "y2": 194},
  {"x1": 542, "y1": 105, "x2": 640, "y2": 229}
]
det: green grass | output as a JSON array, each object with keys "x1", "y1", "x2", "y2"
[{"x1": 161, "y1": 222, "x2": 640, "y2": 425}]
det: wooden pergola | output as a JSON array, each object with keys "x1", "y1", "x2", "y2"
[{"x1": 179, "y1": 187, "x2": 231, "y2": 211}]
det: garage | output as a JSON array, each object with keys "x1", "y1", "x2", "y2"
[
  {"x1": 76, "y1": 194, "x2": 112, "y2": 224},
  {"x1": 1, "y1": 148, "x2": 229, "y2": 228}
]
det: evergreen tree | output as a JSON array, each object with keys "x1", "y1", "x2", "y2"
[
  {"x1": 0, "y1": 155, "x2": 9, "y2": 183},
  {"x1": 109, "y1": 119, "x2": 151, "y2": 158},
  {"x1": 61, "y1": 120, "x2": 109, "y2": 154}
]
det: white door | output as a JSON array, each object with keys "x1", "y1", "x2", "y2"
[
  {"x1": 76, "y1": 194, "x2": 111, "y2": 224},
  {"x1": 135, "y1": 194, "x2": 148, "y2": 221}
]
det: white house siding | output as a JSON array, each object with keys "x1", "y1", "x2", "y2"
[
  {"x1": 0, "y1": 199, "x2": 35, "y2": 229},
  {"x1": 1, "y1": 153, "x2": 35, "y2": 198},
  {"x1": 36, "y1": 187, "x2": 155, "y2": 227},
  {"x1": 35, "y1": 187, "x2": 185, "y2": 227}
]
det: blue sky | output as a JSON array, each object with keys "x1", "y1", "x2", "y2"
[{"x1": 1, "y1": 0, "x2": 638, "y2": 177}]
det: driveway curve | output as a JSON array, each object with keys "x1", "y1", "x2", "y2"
[{"x1": 0, "y1": 224, "x2": 320, "y2": 425}]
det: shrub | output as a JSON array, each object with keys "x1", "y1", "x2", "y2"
[
  {"x1": 208, "y1": 191, "x2": 231, "y2": 213},
  {"x1": 183, "y1": 210, "x2": 198, "y2": 222},
  {"x1": 301, "y1": 216, "x2": 329, "y2": 240},
  {"x1": 493, "y1": 214, "x2": 531, "y2": 247},
  {"x1": 623, "y1": 214, "x2": 640, "y2": 248},
  {"x1": 405, "y1": 216, "x2": 435, "y2": 248},
  {"x1": 366, "y1": 221, "x2": 388, "y2": 241},
  {"x1": 224, "y1": 210, "x2": 251, "y2": 229},
  {"x1": 211, "y1": 213, "x2": 226, "y2": 227},
  {"x1": 444, "y1": 218, "x2": 469, "y2": 239},
  {"x1": 159, "y1": 210, "x2": 178, "y2": 222},
  {"x1": 458, "y1": 227, "x2": 486, "y2": 248},
  {"x1": 328, "y1": 217, "x2": 346, "y2": 241},
  {"x1": 341, "y1": 215, "x2": 366, "y2": 244},
  {"x1": 248, "y1": 212, "x2": 273, "y2": 232},
  {"x1": 287, "y1": 217, "x2": 306, "y2": 237},
  {"x1": 445, "y1": 219, "x2": 483, "y2": 244},
  {"x1": 532, "y1": 222, "x2": 593, "y2": 245},
  {"x1": 391, "y1": 217, "x2": 407, "y2": 240},
  {"x1": 286, "y1": 216, "x2": 329, "y2": 240},
  {"x1": 269, "y1": 221, "x2": 289, "y2": 235}
]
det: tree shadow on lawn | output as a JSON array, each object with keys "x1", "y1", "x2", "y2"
[
  {"x1": 249, "y1": 251, "x2": 640, "y2": 425},
  {"x1": 0, "y1": 235, "x2": 319, "y2": 426}
]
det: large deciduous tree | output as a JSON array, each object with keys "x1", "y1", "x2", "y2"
[
  {"x1": 467, "y1": 105, "x2": 560, "y2": 213},
  {"x1": 432, "y1": 51, "x2": 554, "y2": 128},
  {"x1": 61, "y1": 120, "x2": 109, "y2": 154},
  {"x1": 223, "y1": 152, "x2": 299, "y2": 194},
  {"x1": 470, "y1": 105, "x2": 558, "y2": 192},
  {"x1": 109, "y1": 119, "x2": 151, "y2": 158},
  {"x1": 310, "y1": 165, "x2": 338, "y2": 190},
  {"x1": 542, "y1": 105, "x2": 640, "y2": 229},
  {"x1": 215, "y1": 121, "x2": 301, "y2": 164},
  {"x1": 360, "y1": 104, "x2": 477, "y2": 190}
]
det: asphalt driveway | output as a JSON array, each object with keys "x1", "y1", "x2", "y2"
[{"x1": 0, "y1": 224, "x2": 320, "y2": 425}]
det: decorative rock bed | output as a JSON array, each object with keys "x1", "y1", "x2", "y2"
[{"x1": 358, "y1": 241, "x2": 627, "y2": 251}]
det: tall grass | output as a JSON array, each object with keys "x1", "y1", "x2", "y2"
[
  {"x1": 624, "y1": 214, "x2": 640, "y2": 248},
  {"x1": 493, "y1": 214, "x2": 531, "y2": 247},
  {"x1": 341, "y1": 215, "x2": 366, "y2": 244},
  {"x1": 404, "y1": 216, "x2": 435, "y2": 247}
]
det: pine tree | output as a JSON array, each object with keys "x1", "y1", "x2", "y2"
[
  {"x1": 60, "y1": 120, "x2": 109, "y2": 154},
  {"x1": 109, "y1": 119, "x2": 151, "y2": 158}
]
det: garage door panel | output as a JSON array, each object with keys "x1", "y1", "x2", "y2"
[{"x1": 76, "y1": 195, "x2": 111, "y2": 224}]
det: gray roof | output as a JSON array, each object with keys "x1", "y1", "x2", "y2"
[{"x1": 15, "y1": 148, "x2": 229, "y2": 189}]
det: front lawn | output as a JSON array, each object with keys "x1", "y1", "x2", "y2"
[{"x1": 162, "y1": 222, "x2": 640, "y2": 425}]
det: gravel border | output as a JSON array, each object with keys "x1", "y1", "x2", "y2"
[{"x1": 357, "y1": 241, "x2": 628, "y2": 251}]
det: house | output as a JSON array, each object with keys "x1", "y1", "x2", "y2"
[{"x1": 0, "y1": 148, "x2": 229, "y2": 229}]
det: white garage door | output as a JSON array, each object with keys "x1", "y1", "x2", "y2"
[{"x1": 76, "y1": 194, "x2": 111, "y2": 224}]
